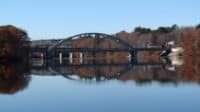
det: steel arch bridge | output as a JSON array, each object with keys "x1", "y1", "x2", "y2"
[
  {"x1": 31, "y1": 32, "x2": 171, "y2": 60},
  {"x1": 48, "y1": 32, "x2": 135, "y2": 53}
]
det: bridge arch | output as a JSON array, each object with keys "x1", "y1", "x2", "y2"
[
  {"x1": 59, "y1": 65, "x2": 134, "y2": 82},
  {"x1": 48, "y1": 33, "x2": 135, "y2": 53}
]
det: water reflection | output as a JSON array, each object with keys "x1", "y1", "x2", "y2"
[
  {"x1": 0, "y1": 62, "x2": 31, "y2": 94},
  {"x1": 0, "y1": 56, "x2": 200, "y2": 94}
]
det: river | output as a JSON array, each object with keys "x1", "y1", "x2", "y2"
[{"x1": 0, "y1": 56, "x2": 200, "y2": 112}]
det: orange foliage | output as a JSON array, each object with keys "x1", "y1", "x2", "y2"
[{"x1": 180, "y1": 29, "x2": 200, "y2": 80}]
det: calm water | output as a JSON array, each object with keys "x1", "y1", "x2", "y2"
[{"x1": 0, "y1": 57, "x2": 200, "y2": 112}]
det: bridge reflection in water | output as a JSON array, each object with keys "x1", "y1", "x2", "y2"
[
  {"x1": 30, "y1": 56, "x2": 183, "y2": 84},
  {"x1": 31, "y1": 56, "x2": 167, "y2": 81},
  {"x1": 1, "y1": 55, "x2": 200, "y2": 95}
]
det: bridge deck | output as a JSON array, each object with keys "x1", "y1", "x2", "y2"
[
  {"x1": 31, "y1": 47, "x2": 170, "y2": 52},
  {"x1": 32, "y1": 62, "x2": 165, "y2": 69}
]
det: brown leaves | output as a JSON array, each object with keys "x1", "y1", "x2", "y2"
[{"x1": 0, "y1": 25, "x2": 30, "y2": 60}]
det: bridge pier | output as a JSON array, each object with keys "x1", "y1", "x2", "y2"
[
  {"x1": 41, "y1": 52, "x2": 49, "y2": 59},
  {"x1": 40, "y1": 53, "x2": 44, "y2": 59},
  {"x1": 59, "y1": 52, "x2": 63, "y2": 64},
  {"x1": 69, "y1": 52, "x2": 73, "y2": 64},
  {"x1": 40, "y1": 53, "x2": 44, "y2": 65},
  {"x1": 80, "y1": 52, "x2": 83, "y2": 64},
  {"x1": 128, "y1": 53, "x2": 131, "y2": 62}
]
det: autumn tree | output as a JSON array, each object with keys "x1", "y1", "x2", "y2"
[
  {"x1": 0, "y1": 25, "x2": 30, "y2": 61},
  {"x1": 0, "y1": 62, "x2": 30, "y2": 94}
]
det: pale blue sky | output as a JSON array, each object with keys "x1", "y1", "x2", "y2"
[{"x1": 0, "y1": 0, "x2": 199, "y2": 40}]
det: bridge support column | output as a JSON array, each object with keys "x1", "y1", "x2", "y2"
[
  {"x1": 59, "y1": 52, "x2": 63, "y2": 64},
  {"x1": 69, "y1": 52, "x2": 73, "y2": 64},
  {"x1": 80, "y1": 52, "x2": 83, "y2": 64},
  {"x1": 128, "y1": 53, "x2": 131, "y2": 62},
  {"x1": 40, "y1": 53, "x2": 44, "y2": 59},
  {"x1": 40, "y1": 53, "x2": 44, "y2": 65}
]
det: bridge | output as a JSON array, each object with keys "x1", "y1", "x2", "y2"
[{"x1": 31, "y1": 33, "x2": 171, "y2": 64}]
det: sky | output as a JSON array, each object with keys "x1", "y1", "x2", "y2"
[{"x1": 0, "y1": 0, "x2": 200, "y2": 40}]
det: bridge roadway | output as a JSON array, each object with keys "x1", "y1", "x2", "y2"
[
  {"x1": 32, "y1": 62, "x2": 165, "y2": 69},
  {"x1": 31, "y1": 47, "x2": 170, "y2": 53}
]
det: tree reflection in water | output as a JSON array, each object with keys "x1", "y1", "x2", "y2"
[{"x1": 0, "y1": 62, "x2": 31, "y2": 94}]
